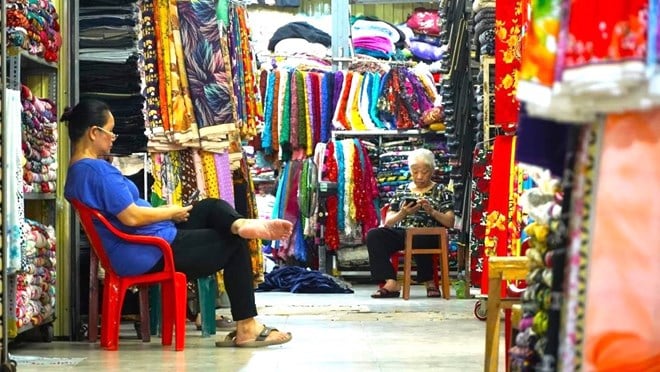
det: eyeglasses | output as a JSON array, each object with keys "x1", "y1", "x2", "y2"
[{"x1": 94, "y1": 126, "x2": 118, "y2": 140}]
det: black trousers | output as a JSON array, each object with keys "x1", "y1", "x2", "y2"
[
  {"x1": 366, "y1": 227, "x2": 438, "y2": 283},
  {"x1": 151, "y1": 198, "x2": 257, "y2": 321}
]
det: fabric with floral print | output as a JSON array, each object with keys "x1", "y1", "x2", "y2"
[{"x1": 495, "y1": 0, "x2": 527, "y2": 133}]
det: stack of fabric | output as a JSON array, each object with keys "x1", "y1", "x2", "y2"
[
  {"x1": 21, "y1": 85, "x2": 58, "y2": 194},
  {"x1": 79, "y1": 0, "x2": 146, "y2": 154},
  {"x1": 375, "y1": 138, "x2": 423, "y2": 202},
  {"x1": 5, "y1": 0, "x2": 61, "y2": 61},
  {"x1": 13, "y1": 219, "x2": 56, "y2": 333},
  {"x1": 267, "y1": 21, "x2": 331, "y2": 58},
  {"x1": 402, "y1": 8, "x2": 445, "y2": 64},
  {"x1": 350, "y1": 16, "x2": 406, "y2": 60}
]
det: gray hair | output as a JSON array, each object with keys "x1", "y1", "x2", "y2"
[{"x1": 408, "y1": 148, "x2": 435, "y2": 170}]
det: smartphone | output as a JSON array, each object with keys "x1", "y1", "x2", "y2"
[{"x1": 403, "y1": 197, "x2": 418, "y2": 206}]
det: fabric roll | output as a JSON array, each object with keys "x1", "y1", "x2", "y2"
[{"x1": 177, "y1": 0, "x2": 238, "y2": 133}]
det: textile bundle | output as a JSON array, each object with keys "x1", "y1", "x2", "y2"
[
  {"x1": 21, "y1": 85, "x2": 58, "y2": 194},
  {"x1": 257, "y1": 65, "x2": 440, "y2": 161},
  {"x1": 11, "y1": 219, "x2": 56, "y2": 335},
  {"x1": 315, "y1": 139, "x2": 380, "y2": 251},
  {"x1": 6, "y1": 0, "x2": 62, "y2": 62},
  {"x1": 79, "y1": 1, "x2": 147, "y2": 154},
  {"x1": 517, "y1": 0, "x2": 660, "y2": 121}
]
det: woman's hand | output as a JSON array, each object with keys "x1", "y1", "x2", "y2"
[
  {"x1": 400, "y1": 200, "x2": 422, "y2": 216},
  {"x1": 418, "y1": 199, "x2": 435, "y2": 215},
  {"x1": 170, "y1": 205, "x2": 193, "y2": 223}
]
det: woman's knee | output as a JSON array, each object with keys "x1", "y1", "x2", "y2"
[{"x1": 366, "y1": 228, "x2": 386, "y2": 253}]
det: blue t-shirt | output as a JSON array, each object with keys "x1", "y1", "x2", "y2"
[{"x1": 64, "y1": 158, "x2": 176, "y2": 276}]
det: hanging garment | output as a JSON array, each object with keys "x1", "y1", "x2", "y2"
[
  {"x1": 494, "y1": 0, "x2": 527, "y2": 133},
  {"x1": 584, "y1": 111, "x2": 660, "y2": 371},
  {"x1": 176, "y1": 0, "x2": 238, "y2": 139}
]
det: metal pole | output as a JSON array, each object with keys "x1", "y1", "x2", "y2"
[{"x1": 1, "y1": 0, "x2": 13, "y2": 366}]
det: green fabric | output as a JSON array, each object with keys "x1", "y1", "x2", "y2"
[{"x1": 216, "y1": 0, "x2": 229, "y2": 26}]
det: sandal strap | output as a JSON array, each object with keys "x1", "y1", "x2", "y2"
[{"x1": 256, "y1": 325, "x2": 279, "y2": 341}]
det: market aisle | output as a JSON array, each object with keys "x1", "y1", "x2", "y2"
[{"x1": 10, "y1": 285, "x2": 503, "y2": 371}]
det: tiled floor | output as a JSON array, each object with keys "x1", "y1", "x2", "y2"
[{"x1": 9, "y1": 285, "x2": 504, "y2": 371}]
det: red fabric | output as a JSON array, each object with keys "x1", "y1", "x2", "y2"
[
  {"x1": 495, "y1": 0, "x2": 527, "y2": 133},
  {"x1": 323, "y1": 142, "x2": 340, "y2": 250},
  {"x1": 563, "y1": 0, "x2": 647, "y2": 70},
  {"x1": 481, "y1": 136, "x2": 515, "y2": 295}
]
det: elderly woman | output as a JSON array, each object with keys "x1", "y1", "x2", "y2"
[{"x1": 367, "y1": 148, "x2": 454, "y2": 298}]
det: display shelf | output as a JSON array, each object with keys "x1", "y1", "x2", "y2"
[
  {"x1": 332, "y1": 129, "x2": 444, "y2": 137},
  {"x1": 24, "y1": 192, "x2": 56, "y2": 200},
  {"x1": 7, "y1": 47, "x2": 58, "y2": 71},
  {"x1": 350, "y1": 0, "x2": 432, "y2": 3},
  {"x1": 15, "y1": 314, "x2": 55, "y2": 337}
]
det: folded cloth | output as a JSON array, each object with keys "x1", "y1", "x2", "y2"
[
  {"x1": 274, "y1": 38, "x2": 330, "y2": 58},
  {"x1": 268, "y1": 22, "x2": 331, "y2": 51},
  {"x1": 353, "y1": 36, "x2": 395, "y2": 54},
  {"x1": 256, "y1": 266, "x2": 354, "y2": 294}
]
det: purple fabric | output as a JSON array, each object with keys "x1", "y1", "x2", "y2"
[
  {"x1": 332, "y1": 71, "x2": 344, "y2": 112},
  {"x1": 352, "y1": 36, "x2": 394, "y2": 54},
  {"x1": 515, "y1": 107, "x2": 577, "y2": 178},
  {"x1": 214, "y1": 153, "x2": 235, "y2": 207}
]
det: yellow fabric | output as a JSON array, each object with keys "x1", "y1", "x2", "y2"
[
  {"x1": 168, "y1": 151, "x2": 183, "y2": 206},
  {"x1": 429, "y1": 122, "x2": 445, "y2": 132},
  {"x1": 150, "y1": 153, "x2": 164, "y2": 200},
  {"x1": 349, "y1": 73, "x2": 366, "y2": 131},
  {"x1": 201, "y1": 151, "x2": 220, "y2": 198},
  {"x1": 169, "y1": 0, "x2": 197, "y2": 138},
  {"x1": 157, "y1": 0, "x2": 173, "y2": 129}
]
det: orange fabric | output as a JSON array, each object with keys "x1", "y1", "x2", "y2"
[{"x1": 585, "y1": 110, "x2": 660, "y2": 371}]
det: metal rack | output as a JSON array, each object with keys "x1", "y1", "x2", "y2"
[
  {"x1": 2, "y1": 29, "x2": 59, "y2": 350},
  {"x1": 1, "y1": 0, "x2": 16, "y2": 367}
]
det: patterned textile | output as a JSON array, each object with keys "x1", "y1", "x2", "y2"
[
  {"x1": 481, "y1": 135, "x2": 515, "y2": 295},
  {"x1": 168, "y1": 0, "x2": 198, "y2": 145},
  {"x1": 154, "y1": 0, "x2": 172, "y2": 132},
  {"x1": 11, "y1": 219, "x2": 56, "y2": 337},
  {"x1": 494, "y1": 0, "x2": 527, "y2": 133},
  {"x1": 178, "y1": 149, "x2": 199, "y2": 205},
  {"x1": 177, "y1": 0, "x2": 238, "y2": 142},
  {"x1": 201, "y1": 151, "x2": 220, "y2": 199},
  {"x1": 229, "y1": 5, "x2": 260, "y2": 139},
  {"x1": 6, "y1": 0, "x2": 62, "y2": 62},
  {"x1": 6, "y1": 89, "x2": 26, "y2": 273},
  {"x1": 235, "y1": 158, "x2": 264, "y2": 283},
  {"x1": 20, "y1": 86, "x2": 58, "y2": 195},
  {"x1": 139, "y1": 0, "x2": 165, "y2": 133}
]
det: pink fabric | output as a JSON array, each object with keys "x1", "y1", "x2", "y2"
[{"x1": 585, "y1": 110, "x2": 660, "y2": 371}]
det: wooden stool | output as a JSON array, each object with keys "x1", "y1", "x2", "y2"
[
  {"x1": 402, "y1": 227, "x2": 450, "y2": 300},
  {"x1": 484, "y1": 256, "x2": 529, "y2": 371}
]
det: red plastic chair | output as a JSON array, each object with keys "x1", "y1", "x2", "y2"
[
  {"x1": 380, "y1": 204, "x2": 441, "y2": 293},
  {"x1": 70, "y1": 199, "x2": 187, "y2": 351}
]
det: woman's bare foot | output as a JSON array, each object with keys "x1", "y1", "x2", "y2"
[
  {"x1": 382, "y1": 279, "x2": 401, "y2": 293},
  {"x1": 232, "y1": 218, "x2": 293, "y2": 240}
]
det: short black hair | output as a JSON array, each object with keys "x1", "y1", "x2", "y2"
[{"x1": 60, "y1": 99, "x2": 111, "y2": 143}]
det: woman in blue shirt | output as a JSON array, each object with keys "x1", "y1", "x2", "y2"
[{"x1": 62, "y1": 99, "x2": 292, "y2": 347}]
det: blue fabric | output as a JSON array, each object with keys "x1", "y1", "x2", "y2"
[
  {"x1": 65, "y1": 158, "x2": 175, "y2": 276},
  {"x1": 335, "y1": 140, "x2": 345, "y2": 230},
  {"x1": 261, "y1": 71, "x2": 276, "y2": 154},
  {"x1": 256, "y1": 266, "x2": 354, "y2": 293}
]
